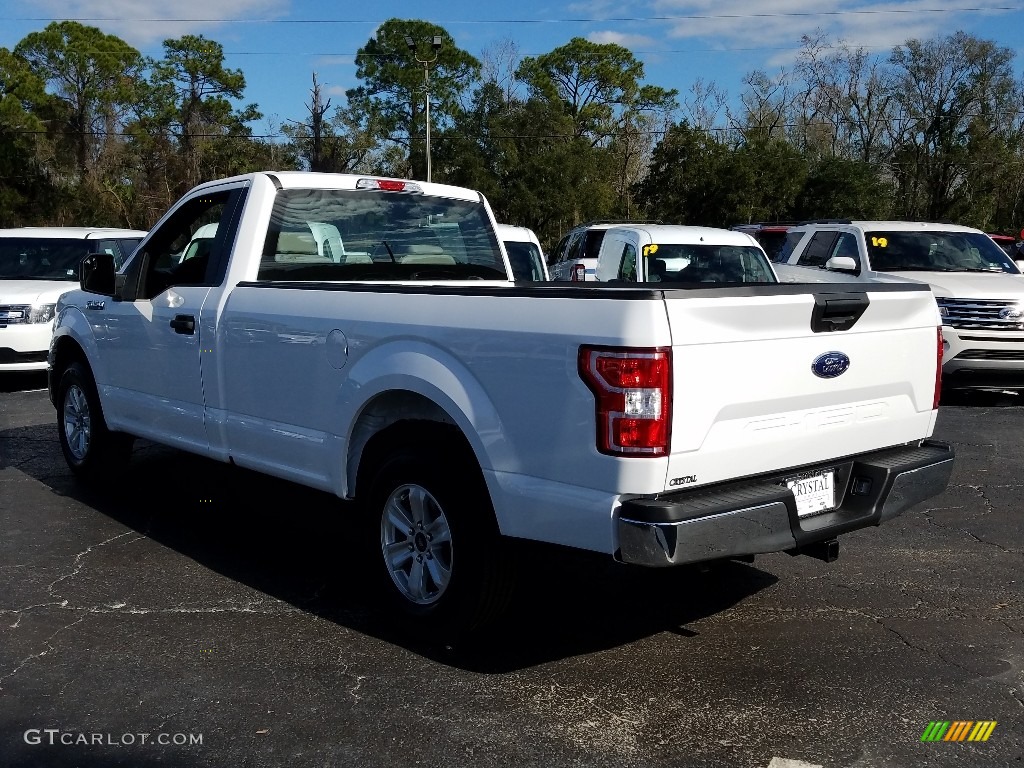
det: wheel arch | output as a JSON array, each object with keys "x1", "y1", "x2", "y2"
[
  {"x1": 49, "y1": 307, "x2": 103, "y2": 402},
  {"x1": 347, "y1": 393, "x2": 481, "y2": 502},
  {"x1": 337, "y1": 340, "x2": 513, "y2": 500},
  {"x1": 48, "y1": 334, "x2": 92, "y2": 405}
]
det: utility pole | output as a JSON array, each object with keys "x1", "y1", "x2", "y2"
[{"x1": 405, "y1": 35, "x2": 442, "y2": 182}]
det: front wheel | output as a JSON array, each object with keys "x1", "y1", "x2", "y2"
[
  {"x1": 56, "y1": 362, "x2": 132, "y2": 482},
  {"x1": 365, "y1": 441, "x2": 514, "y2": 640}
]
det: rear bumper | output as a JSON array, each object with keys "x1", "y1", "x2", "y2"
[{"x1": 616, "y1": 440, "x2": 954, "y2": 567}]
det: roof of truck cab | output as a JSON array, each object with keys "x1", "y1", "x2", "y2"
[
  {"x1": 204, "y1": 171, "x2": 482, "y2": 203},
  {"x1": 606, "y1": 224, "x2": 761, "y2": 247},
  {"x1": 0, "y1": 227, "x2": 147, "y2": 238}
]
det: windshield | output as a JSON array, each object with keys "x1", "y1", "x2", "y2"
[
  {"x1": 866, "y1": 231, "x2": 1019, "y2": 273},
  {"x1": 0, "y1": 237, "x2": 139, "y2": 281},
  {"x1": 504, "y1": 241, "x2": 545, "y2": 281},
  {"x1": 0, "y1": 238, "x2": 94, "y2": 281},
  {"x1": 645, "y1": 244, "x2": 776, "y2": 284},
  {"x1": 258, "y1": 189, "x2": 507, "y2": 281}
]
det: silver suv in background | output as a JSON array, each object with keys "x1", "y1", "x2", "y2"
[{"x1": 774, "y1": 220, "x2": 1024, "y2": 390}]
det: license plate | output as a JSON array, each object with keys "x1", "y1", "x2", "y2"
[{"x1": 786, "y1": 470, "x2": 836, "y2": 518}]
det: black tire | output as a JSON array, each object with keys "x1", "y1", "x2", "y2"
[
  {"x1": 56, "y1": 361, "x2": 133, "y2": 483},
  {"x1": 364, "y1": 439, "x2": 515, "y2": 641}
]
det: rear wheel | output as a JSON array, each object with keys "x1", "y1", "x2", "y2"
[
  {"x1": 365, "y1": 439, "x2": 514, "y2": 640},
  {"x1": 56, "y1": 362, "x2": 132, "y2": 482}
]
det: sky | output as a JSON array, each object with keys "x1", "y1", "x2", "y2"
[{"x1": 2, "y1": 0, "x2": 1023, "y2": 140}]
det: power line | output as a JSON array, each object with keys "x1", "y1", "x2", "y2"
[{"x1": 6, "y1": 6, "x2": 1023, "y2": 24}]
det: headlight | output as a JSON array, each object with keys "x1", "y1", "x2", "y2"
[{"x1": 28, "y1": 304, "x2": 57, "y2": 323}]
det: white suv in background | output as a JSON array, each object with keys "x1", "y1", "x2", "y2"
[
  {"x1": 497, "y1": 224, "x2": 548, "y2": 281},
  {"x1": 0, "y1": 227, "x2": 146, "y2": 371},
  {"x1": 774, "y1": 220, "x2": 1024, "y2": 389},
  {"x1": 594, "y1": 224, "x2": 778, "y2": 284}
]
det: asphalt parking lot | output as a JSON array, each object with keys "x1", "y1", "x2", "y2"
[{"x1": 1, "y1": 372, "x2": 1022, "y2": 768}]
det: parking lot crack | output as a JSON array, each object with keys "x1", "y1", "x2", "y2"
[
  {"x1": 922, "y1": 504, "x2": 1019, "y2": 557},
  {"x1": 0, "y1": 616, "x2": 86, "y2": 688},
  {"x1": 336, "y1": 662, "x2": 366, "y2": 703},
  {"x1": 2, "y1": 601, "x2": 69, "y2": 627},
  {"x1": 45, "y1": 532, "x2": 142, "y2": 601}
]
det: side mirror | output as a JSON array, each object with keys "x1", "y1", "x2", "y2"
[
  {"x1": 80, "y1": 252, "x2": 116, "y2": 296},
  {"x1": 825, "y1": 256, "x2": 858, "y2": 273}
]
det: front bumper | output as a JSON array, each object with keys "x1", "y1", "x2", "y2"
[
  {"x1": 0, "y1": 322, "x2": 53, "y2": 371},
  {"x1": 616, "y1": 440, "x2": 954, "y2": 567},
  {"x1": 942, "y1": 327, "x2": 1024, "y2": 387}
]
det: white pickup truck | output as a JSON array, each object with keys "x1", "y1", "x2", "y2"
[{"x1": 49, "y1": 172, "x2": 954, "y2": 636}]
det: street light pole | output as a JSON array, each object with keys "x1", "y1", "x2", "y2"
[{"x1": 405, "y1": 35, "x2": 442, "y2": 182}]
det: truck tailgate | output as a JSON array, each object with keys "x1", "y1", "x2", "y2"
[{"x1": 662, "y1": 284, "x2": 940, "y2": 491}]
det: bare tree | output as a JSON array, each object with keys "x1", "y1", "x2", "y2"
[
  {"x1": 794, "y1": 32, "x2": 895, "y2": 163},
  {"x1": 682, "y1": 77, "x2": 728, "y2": 134},
  {"x1": 480, "y1": 36, "x2": 522, "y2": 109}
]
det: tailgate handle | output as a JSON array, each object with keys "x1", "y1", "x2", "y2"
[{"x1": 811, "y1": 293, "x2": 869, "y2": 333}]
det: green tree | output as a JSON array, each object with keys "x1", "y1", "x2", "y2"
[
  {"x1": 515, "y1": 37, "x2": 677, "y2": 143},
  {"x1": 15, "y1": 21, "x2": 143, "y2": 178},
  {"x1": 347, "y1": 19, "x2": 480, "y2": 180},
  {"x1": 0, "y1": 47, "x2": 54, "y2": 224},
  {"x1": 514, "y1": 37, "x2": 676, "y2": 221},
  {"x1": 147, "y1": 34, "x2": 262, "y2": 194},
  {"x1": 442, "y1": 83, "x2": 611, "y2": 247},
  {"x1": 794, "y1": 157, "x2": 891, "y2": 220},
  {"x1": 633, "y1": 121, "x2": 733, "y2": 225},
  {"x1": 888, "y1": 32, "x2": 1018, "y2": 221}
]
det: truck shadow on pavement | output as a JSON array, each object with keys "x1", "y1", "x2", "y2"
[{"x1": 2, "y1": 422, "x2": 776, "y2": 673}]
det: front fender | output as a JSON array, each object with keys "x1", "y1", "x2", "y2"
[{"x1": 50, "y1": 301, "x2": 104, "y2": 385}]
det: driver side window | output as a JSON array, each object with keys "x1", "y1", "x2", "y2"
[{"x1": 137, "y1": 192, "x2": 233, "y2": 299}]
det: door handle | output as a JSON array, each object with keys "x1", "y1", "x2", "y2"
[{"x1": 169, "y1": 314, "x2": 196, "y2": 335}]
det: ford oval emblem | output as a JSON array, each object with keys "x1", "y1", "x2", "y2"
[
  {"x1": 999, "y1": 307, "x2": 1023, "y2": 320},
  {"x1": 812, "y1": 352, "x2": 850, "y2": 379}
]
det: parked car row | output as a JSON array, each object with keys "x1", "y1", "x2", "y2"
[
  {"x1": 3, "y1": 208, "x2": 1023, "y2": 397},
  {"x1": 0, "y1": 227, "x2": 147, "y2": 371}
]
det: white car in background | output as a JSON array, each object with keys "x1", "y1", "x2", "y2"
[
  {"x1": 0, "y1": 227, "x2": 146, "y2": 371},
  {"x1": 497, "y1": 224, "x2": 548, "y2": 281},
  {"x1": 594, "y1": 224, "x2": 778, "y2": 284}
]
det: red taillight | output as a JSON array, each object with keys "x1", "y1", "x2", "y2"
[
  {"x1": 355, "y1": 178, "x2": 423, "y2": 193},
  {"x1": 578, "y1": 346, "x2": 672, "y2": 456},
  {"x1": 572, "y1": 263, "x2": 586, "y2": 281},
  {"x1": 933, "y1": 326, "x2": 944, "y2": 409}
]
